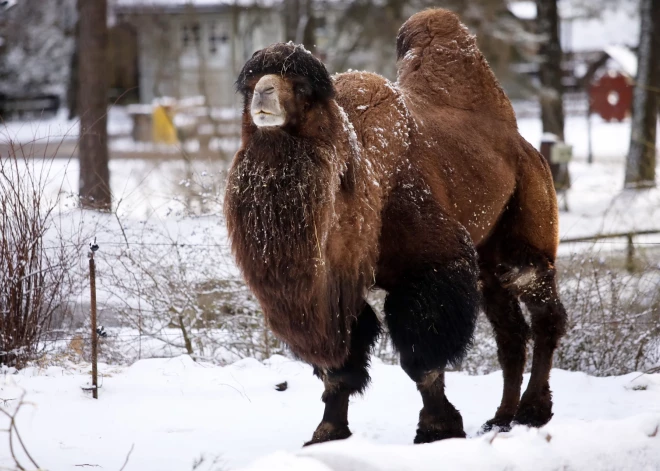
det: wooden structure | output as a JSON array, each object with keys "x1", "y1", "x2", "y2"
[{"x1": 114, "y1": 0, "x2": 284, "y2": 107}]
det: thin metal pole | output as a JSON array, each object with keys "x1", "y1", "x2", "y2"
[
  {"x1": 89, "y1": 246, "x2": 98, "y2": 399},
  {"x1": 587, "y1": 100, "x2": 594, "y2": 164},
  {"x1": 626, "y1": 234, "x2": 635, "y2": 273}
]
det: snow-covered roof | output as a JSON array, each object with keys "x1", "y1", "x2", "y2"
[
  {"x1": 604, "y1": 45, "x2": 637, "y2": 77},
  {"x1": 508, "y1": 1, "x2": 640, "y2": 52},
  {"x1": 508, "y1": 1, "x2": 535, "y2": 20}
]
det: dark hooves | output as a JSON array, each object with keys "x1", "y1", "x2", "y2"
[
  {"x1": 414, "y1": 427, "x2": 466, "y2": 444},
  {"x1": 480, "y1": 417, "x2": 513, "y2": 434},
  {"x1": 512, "y1": 408, "x2": 553, "y2": 428},
  {"x1": 303, "y1": 422, "x2": 352, "y2": 447},
  {"x1": 513, "y1": 394, "x2": 554, "y2": 428}
]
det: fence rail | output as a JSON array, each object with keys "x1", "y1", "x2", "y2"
[{"x1": 560, "y1": 229, "x2": 660, "y2": 272}]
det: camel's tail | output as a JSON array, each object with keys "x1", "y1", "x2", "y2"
[{"x1": 395, "y1": 9, "x2": 516, "y2": 122}]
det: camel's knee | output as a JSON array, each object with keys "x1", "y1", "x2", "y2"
[
  {"x1": 315, "y1": 303, "x2": 381, "y2": 395},
  {"x1": 492, "y1": 246, "x2": 567, "y2": 346},
  {"x1": 384, "y1": 263, "x2": 479, "y2": 382},
  {"x1": 520, "y1": 272, "x2": 567, "y2": 347},
  {"x1": 481, "y1": 274, "x2": 531, "y2": 349}
]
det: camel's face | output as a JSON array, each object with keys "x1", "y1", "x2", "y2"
[
  {"x1": 249, "y1": 73, "x2": 316, "y2": 131},
  {"x1": 250, "y1": 74, "x2": 288, "y2": 127},
  {"x1": 237, "y1": 43, "x2": 335, "y2": 133}
]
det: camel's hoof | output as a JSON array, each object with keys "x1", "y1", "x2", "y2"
[
  {"x1": 480, "y1": 416, "x2": 513, "y2": 434},
  {"x1": 512, "y1": 397, "x2": 553, "y2": 428},
  {"x1": 303, "y1": 422, "x2": 352, "y2": 447},
  {"x1": 414, "y1": 426, "x2": 466, "y2": 444}
]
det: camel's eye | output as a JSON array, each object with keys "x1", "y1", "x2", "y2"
[{"x1": 294, "y1": 82, "x2": 313, "y2": 98}]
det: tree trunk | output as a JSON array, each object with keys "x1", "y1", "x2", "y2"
[
  {"x1": 78, "y1": 0, "x2": 111, "y2": 210},
  {"x1": 284, "y1": 0, "x2": 300, "y2": 42},
  {"x1": 535, "y1": 0, "x2": 569, "y2": 190},
  {"x1": 625, "y1": 0, "x2": 659, "y2": 188},
  {"x1": 284, "y1": 0, "x2": 316, "y2": 54},
  {"x1": 297, "y1": 0, "x2": 316, "y2": 54},
  {"x1": 67, "y1": 19, "x2": 79, "y2": 120}
]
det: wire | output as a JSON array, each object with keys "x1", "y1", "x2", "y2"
[{"x1": 40, "y1": 242, "x2": 233, "y2": 250}]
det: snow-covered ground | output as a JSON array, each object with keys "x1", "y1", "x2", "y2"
[{"x1": 1, "y1": 356, "x2": 659, "y2": 470}]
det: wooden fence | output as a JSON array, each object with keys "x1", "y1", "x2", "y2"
[{"x1": 560, "y1": 229, "x2": 660, "y2": 272}]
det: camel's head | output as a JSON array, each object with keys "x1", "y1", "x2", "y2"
[{"x1": 236, "y1": 43, "x2": 335, "y2": 133}]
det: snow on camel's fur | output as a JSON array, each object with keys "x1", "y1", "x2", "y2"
[{"x1": 225, "y1": 9, "x2": 567, "y2": 445}]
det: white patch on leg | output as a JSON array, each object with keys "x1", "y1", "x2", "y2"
[{"x1": 513, "y1": 270, "x2": 537, "y2": 289}]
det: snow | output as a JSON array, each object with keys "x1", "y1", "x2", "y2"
[
  {"x1": 508, "y1": 1, "x2": 640, "y2": 52},
  {"x1": 1, "y1": 356, "x2": 659, "y2": 470},
  {"x1": 604, "y1": 45, "x2": 638, "y2": 77},
  {"x1": 0, "y1": 107, "x2": 132, "y2": 143},
  {"x1": 508, "y1": 1, "x2": 536, "y2": 20},
  {"x1": 564, "y1": 8, "x2": 640, "y2": 53},
  {"x1": 516, "y1": 113, "x2": 660, "y2": 243}
]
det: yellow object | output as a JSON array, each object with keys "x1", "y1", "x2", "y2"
[{"x1": 152, "y1": 105, "x2": 178, "y2": 145}]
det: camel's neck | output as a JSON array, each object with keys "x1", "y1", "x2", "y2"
[
  {"x1": 226, "y1": 126, "x2": 364, "y2": 368},
  {"x1": 225, "y1": 129, "x2": 340, "y2": 291}
]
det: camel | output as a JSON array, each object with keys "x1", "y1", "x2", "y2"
[{"x1": 224, "y1": 9, "x2": 567, "y2": 444}]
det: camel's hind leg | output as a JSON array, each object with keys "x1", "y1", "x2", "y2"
[
  {"x1": 513, "y1": 262, "x2": 566, "y2": 427},
  {"x1": 478, "y1": 267, "x2": 530, "y2": 432},
  {"x1": 304, "y1": 303, "x2": 381, "y2": 446},
  {"x1": 481, "y1": 239, "x2": 566, "y2": 431},
  {"x1": 481, "y1": 144, "x2": 567, "y2": 429}
]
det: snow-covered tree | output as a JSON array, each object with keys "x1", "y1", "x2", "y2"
[
  {"x1": 535, "y1": 0, "x2": 569, "y2": 190},
  {"x1": 0, "y1": 0, "x2": 76, "y2": 98},
  {"x1": 625, "y1": 0, "x2": 658, "y2": 188}
]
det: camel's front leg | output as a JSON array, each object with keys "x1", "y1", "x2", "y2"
[{"x1": 304, "y1": 303, "x2": 381, "y2": 446}]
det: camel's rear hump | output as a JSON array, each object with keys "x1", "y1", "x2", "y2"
[{"x1": 396, "y1": 9, "x2": 516, "y2": 123}]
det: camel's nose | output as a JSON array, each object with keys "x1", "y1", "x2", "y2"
[
  {"x1": 252, "y1": 76, "x2": 280, "y2": 111},
  {"x1": 254, "y1": 84, "x2": 275, "y2": 99},
  {"x1": 251, "y1": 74, "x2": 285, "y2": 127}
]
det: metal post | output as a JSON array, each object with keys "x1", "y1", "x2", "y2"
[
  {"x1": 587, "y1": 101, "x2": 593, "y2": 164},
  {"x1": 626, "y1": 234, "x2": 635, "y2": 273},
  {"x1": 89, "y1": 240, "x2": 100, "y2": 399}
]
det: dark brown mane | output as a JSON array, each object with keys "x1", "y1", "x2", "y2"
[
  {"x1": 236, "y1": 43, "x2": 335, "y2": 102},
  {"x1": 226, "y1": 47, "x2": 369, "y2": 367},
  {"x1": 224, "y1": 127, "x2": 361, "y2": 366}
]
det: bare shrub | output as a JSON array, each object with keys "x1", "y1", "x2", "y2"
[
  {"x1": 98, "y1": 186, "x2": 283, "y2": 364},
  {"x1": 0, "y1": 146, "x2": 80, "y2": 368},
  {"x1": 0, "y1": 391, "x2": 41, "y2": 471},
  {"x1": 459, "y1": 253, "x2": 660, "y2": 376},
  {"x1": 554, "y1": 255, "x2": 660, "y2": 375}
]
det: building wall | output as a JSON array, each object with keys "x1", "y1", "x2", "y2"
[
  {"x1": 108, "y1": 23, "x2": 139, "y2": 102},
  {"x1": 120, "y1": 8, "x2": 284, "y2": 108}
]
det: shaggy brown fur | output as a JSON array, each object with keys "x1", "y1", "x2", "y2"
[{"x1": 225, "y1": 8, "x2": 567, "y2": 443}]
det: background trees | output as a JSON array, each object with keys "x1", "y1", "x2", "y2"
[
  {"x1": 625, "y1": 0, "x2": 659, "y2": 188},
  {"x1": 77, "y1": 0, "x2": 111, "y2": 210}
]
